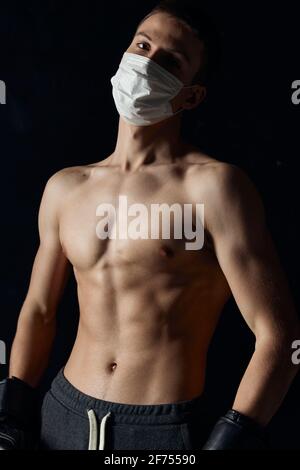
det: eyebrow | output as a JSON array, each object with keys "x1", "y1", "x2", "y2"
[{"x1": 135, "y1": 31, "x2": 191, "y2": 64}]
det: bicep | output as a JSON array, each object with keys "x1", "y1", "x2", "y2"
[{"x1": 25, "y1": 172, "x2": 71, "y2": 317}]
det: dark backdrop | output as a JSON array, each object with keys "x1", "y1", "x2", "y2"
[{"x1": 0, "y1": 0, "x2": 299, "y2": 449}]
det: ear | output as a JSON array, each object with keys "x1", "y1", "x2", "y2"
[{"x1": 183, "y1": 85, "x2": 207, "y2": 110}]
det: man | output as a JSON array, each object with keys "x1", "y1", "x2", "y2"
[{"x1": 0, "y1": 0, "x2": 299, "y2": 450}]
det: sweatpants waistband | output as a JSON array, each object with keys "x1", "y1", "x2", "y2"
[{"x1": 50, "y1": 367, "x2": 206, "y2": 425}]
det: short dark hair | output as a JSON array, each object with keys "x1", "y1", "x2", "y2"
[{"x1": 137, "y1": 0, "x2": 222, "y2": 88}]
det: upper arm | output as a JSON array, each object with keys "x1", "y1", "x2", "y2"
[
  {"x1": 204, "y1": 163, "x2": 298, "y2": 342},
  {"x1": 25, "y1": 169, "x2": 71, "y2": 319}
]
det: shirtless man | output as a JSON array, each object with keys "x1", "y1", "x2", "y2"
[{"x1": 0, "y1": 0, "x2": 299, "y2": 450}]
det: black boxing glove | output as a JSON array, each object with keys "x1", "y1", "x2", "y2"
[
  {"x1": 202, "y1": 409, "x2": 268, "y2": 450},
  {"x1": 0, "y1": 376, "x2": 38, "y2": 450}
]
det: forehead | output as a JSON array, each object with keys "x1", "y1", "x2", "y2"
[{"x1": 137, "y1": 11, "x2": 204, "y2": 67}]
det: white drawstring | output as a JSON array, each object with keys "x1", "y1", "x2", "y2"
[
  {"x1": 87, "y1": 409, "x2": 98, "y2": 450},
  {"x1": 87, "y1": 409, "x2": 112, "y2": 450},
  {"x1": 98, "y1": 411, "x2": 112, "y2": 450}
]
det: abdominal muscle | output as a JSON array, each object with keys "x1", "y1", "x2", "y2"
[{"x1": 63, "y1": 264, "x2": 227, "y2": 405}]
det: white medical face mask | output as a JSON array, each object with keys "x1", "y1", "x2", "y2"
[{"x1": 111, "y1": 52, "x2": 189, "y2": 126}]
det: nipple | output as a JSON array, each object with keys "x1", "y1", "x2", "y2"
[{"x1": 159, "y1": 245, "x2": 174, "y2": 258}]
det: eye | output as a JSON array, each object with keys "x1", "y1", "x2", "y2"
[{"x1": 136, "y1": 42, "x2": 150, "y2": 51}]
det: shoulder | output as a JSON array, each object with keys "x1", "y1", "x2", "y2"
[
  {"x1": 183, "y1": 151, "x2": 265, "y2": 228},
  {"x1": 45, "y1": 165, "x2": 90, "y2": 191},
  {"x1": 182, "y1": 147, "x2": 241, "y2": 185},
  {"x1": 183, "y1": 150, "x2": 259, "y2": 204},
  {"x1": 41, "y1": 165, "x2": 91, "y2": 203},
  {"x1": 180, "y1": 145, "x2": 236, "y2": 183},
  {"x1": 39, "y1": 166, "x2": 90, "y2": 217}
]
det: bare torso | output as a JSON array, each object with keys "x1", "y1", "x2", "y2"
[{"x1": 62, "y1": 147, "x2": 231, "y2": 404}]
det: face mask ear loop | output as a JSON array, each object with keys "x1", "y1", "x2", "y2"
[
  {"x1": 172, "y1": 106, "x2": 185, "y2": 118},
  {"x1": 171, "y1": 84, "x2": 204, "y2": 116},
  {"x1": 170, "y1": 85, "x2": 191, "y2": 117}
]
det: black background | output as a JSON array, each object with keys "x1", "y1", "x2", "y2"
[{"x1": 0, "y1": 0, "x2": 299, "y2": 449}]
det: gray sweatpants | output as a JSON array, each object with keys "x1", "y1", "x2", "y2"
[{"x1": 39, "y1": 368, "x2": 212, "y2": 450}]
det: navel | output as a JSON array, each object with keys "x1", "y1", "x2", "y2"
[{"x1": 109, "y1": 362, "x2": 117, "y2": 372}]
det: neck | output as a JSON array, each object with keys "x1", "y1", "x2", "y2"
[{"x1": 111, "y1": 115, "x2": 184, "y2": 171}]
